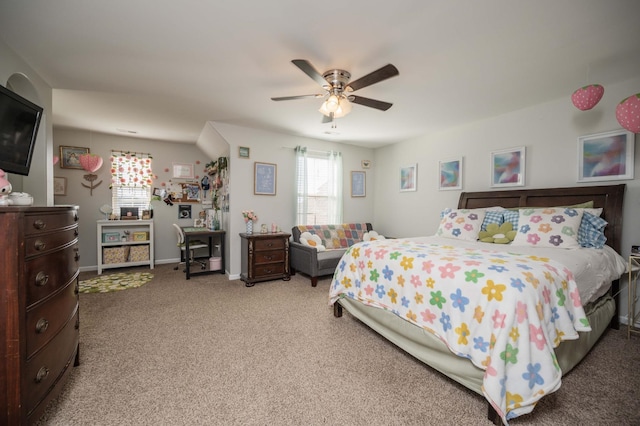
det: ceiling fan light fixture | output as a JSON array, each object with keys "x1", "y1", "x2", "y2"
[{"x1": 333, "y1": 97, "x2": 352, "y2": 118}]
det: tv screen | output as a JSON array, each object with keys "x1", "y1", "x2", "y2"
[{"x1": 0, "y1": 84, "x2": 43, "y2": 176}]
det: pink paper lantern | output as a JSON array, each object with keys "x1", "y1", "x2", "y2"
[
  {"x1": 78, "y1": 153, "x2": 104, "y2": 173},
  {"x1": 616, "y1": 93, "x2": 640, "y2": 133},
  {"x1": 571, "y1": 84, "x2": 604, "y2": 111}
]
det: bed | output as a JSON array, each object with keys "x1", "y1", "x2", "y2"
[{"x1": 329, "y1": 184, "x2": 626, "y2": 425}]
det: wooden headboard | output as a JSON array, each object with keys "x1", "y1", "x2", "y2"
[{"x1": 458, "y1": 184, "x2": 626, "y2": 254}]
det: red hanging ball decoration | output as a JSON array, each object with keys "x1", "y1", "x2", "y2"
[
  {"x1": 616, "y1": 93, "x2": 640, "y2": 133},
  {"x1": 571, "y1": 84, "x2": 604, "y2": 111}
]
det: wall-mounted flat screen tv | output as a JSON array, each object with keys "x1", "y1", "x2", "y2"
[{"x1": 0, "y1": 84, "x2": 43, "y2": 176}]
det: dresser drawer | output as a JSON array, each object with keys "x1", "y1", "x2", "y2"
[
  {"x1": 254, "y1": 238, "x2": 286, "y2": 251},
  {"x1": 254, "y1": 250, "x2": 285, "y2": 264},
  {"x1": 26, "y1": 280, "x2": 78, "y2": 358},
  {"x1": 25, "y1": 227, "x2": 78, "y2": 258},
  {"x1": 24, "y1": 210, "x2": 79, "y2": 236},
  {"x1": 25, "y1": 310, "x2": 79, "y2": 415},
  {"x1": 254, "y1": 262, "x2": 285, "y2": 277},
  {"x1": 26, "y1": 243, "x2": 79, "y2": 307}
]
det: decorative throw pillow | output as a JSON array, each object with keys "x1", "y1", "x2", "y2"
[
  {"x1": 299, "y1": 232, "x2": 326, "y2": 251},
  {"x1": 478, "y1": 222, "x2": 517, "y2": 244},
  {"x1": 578, "y1": 212, "x2": 608, "y2": 249},
  {"x1": 436, "y1": 208, "x2": 486, "y2": 241},
  {"x1": 481, "y1": 210, "x2": 505, "y2": 231},
  {"x1": 511, "y1": 207, "x2": 584, "y2": 248},
  {"x1": 502, "y1": 210, "x2": 519, "y2": 230},
  {"x1": 363, "y1": 231, "x2": 385, "y2": 241}
]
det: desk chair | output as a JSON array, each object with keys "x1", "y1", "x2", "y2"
[{"x1": 173, "y1": 224, "x2": 208, "y2": 270}]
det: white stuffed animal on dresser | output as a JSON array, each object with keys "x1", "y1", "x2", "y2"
[{"x1": 0, "y1": 169, "x2": 13, "y2": 206}]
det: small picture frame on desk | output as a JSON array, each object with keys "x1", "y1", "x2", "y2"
[{"x1": 631, "y1": 245, "x2": 640, "y2": 255}]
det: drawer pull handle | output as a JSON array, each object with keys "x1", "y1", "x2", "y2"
[
  {"x1": 35, "y1": 271, "x2": 49, "y2": 287},
  {"x1": 36, "y1": 318, "x2": 49, "y2": 334},
  {"x1": 33, "y1": 219, "x2": 46, "y2": 230},
  {"x1": 264, "y1": 255, "x2": 272, "y2": 260},
  {"x1": 34, "y1": 240, "x2": 46, "y2": 251},
  {"x1": 35, "y1": 366, "x2": 49, "y2": 383},
  {"x1": 74, "y1": 229, "x2": 79, "y2": 237},
  {"x1": 74, "y1": 214, "x2": 79, "y2": 222},
  {"x1": 75, "y1": 252, "x2": 80, "y2": 262}
]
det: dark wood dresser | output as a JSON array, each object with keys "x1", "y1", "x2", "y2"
[
  {"x1": 0, "y1": 206, "x2": 80, "y2": 425},
  {"x1": 239, "y1": 232, "x2": 291, "y2": 287}
]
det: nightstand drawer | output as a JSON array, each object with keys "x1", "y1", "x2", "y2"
[
  {"x1": 254, "y1": 262, "x2": 286, "y2": 277},
  {"x1": 254, "y1": 250, "x2": 285, "y2": 264},
  {"x1": 25, "y1": 227, "x2": 78, "y2": 257},
  {"x1": 254, "y1": 238, "x2": 286, "y2": 251}
]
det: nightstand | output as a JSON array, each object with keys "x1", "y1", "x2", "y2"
[
  {"x1": 239, "y1": 232, "x2": 291, "y2": 287},
  {"x1": 628, "y1": 254, "x2": 640, "y2": 339}
]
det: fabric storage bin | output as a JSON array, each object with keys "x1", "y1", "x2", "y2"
[
  {"x1": 129, "y1": 245, "x2": 150, "y2": 262},
  {"x1": 103, "y1": 246, "x2": 129, "y2": 264},
  {"x1": 209, "y1": 257, "x2": 221, "y2": 270}
]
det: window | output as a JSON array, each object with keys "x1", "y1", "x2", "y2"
[
  {"x1": 110, "y1": 151, "x2": 154, "y2": 217},
  {"x1": 295, "y1": 146, "x2": 342, "y2": 225}
]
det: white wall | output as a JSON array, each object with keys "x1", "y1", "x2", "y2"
[
  {"x1": 373, "y1": 76, "x2": 640, "y2": 322},
  {"x1": 1, "y1": 39, "x2": 55, "y2": 205},
  {"x1": 53, "y1": 128, "x2": 215, "y2": 269},
  {"x1": 207, "y1": 123, "x2": 375, "y2": 278}
]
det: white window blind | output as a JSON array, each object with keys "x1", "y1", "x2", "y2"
[
  {"x1": 295, "y1": 147, "x2": 342, "y2": 225},
  {"x1": 110, "y1": 151, "x2": 153, "y2": 217}
]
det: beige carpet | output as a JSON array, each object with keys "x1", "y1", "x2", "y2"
[{"x1": 37, "y1": 264, "x2": 640, "y2": 425}]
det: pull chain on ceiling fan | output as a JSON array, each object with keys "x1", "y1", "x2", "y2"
[{"x1": 271, "y1": 59, "x2": 399, "y2": 123}]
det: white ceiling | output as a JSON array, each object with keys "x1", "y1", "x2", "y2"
[{"x1": 1, "y1": 1, "x2": 639, "y2": 149}]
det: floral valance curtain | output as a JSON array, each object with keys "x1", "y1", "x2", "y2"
[{"x1": 110, "y1": 151, "x2": 154, "y2": 188}]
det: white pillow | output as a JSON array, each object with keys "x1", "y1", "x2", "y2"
[
  {"x1": 511, "y1": 207, "x2": 584, "y2": 248},
  {"x1": 363, "y1": 231, "x2": 385, "y2": 241},
  {"x1": 435, "y1": 208, "x2": 486, "y2": 241},
  {"x1": 299, "y1": 232, "x2": 326, "y2": 251}
]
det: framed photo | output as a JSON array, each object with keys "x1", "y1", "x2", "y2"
[
  {"x1": 351, "y1": 171, "x2": 366, "y2": 197},
  {"x1": 439, "y1": 157, "x2": 463, "y2": 191},
  {"x1": 577, "y1": 129, "x2": 634, "y2": 182},
  {"x1": 53, "y1": 176, "x2": 67, "y2": 195},
  {"x1": 172, "y1": 163, "x2": 194, "y2": 179},
  {"x1": 178, "y1": 204, "x2": 192, "y2": 219},
  {"x1": 400, "y1": 164, "x2": 417, "y2": 192},
  {"x1": 491, "y1": 147, "x2": 525, "y2": 187},
  {"x1": 59, "y1": 146, "x2": 89, "y2": 169},
  {"x1": 254, "y1": 162, "x2": 277, "y2": 195},
  {"x1": 239, "y1": 146, "x2": 250, "y2": 158}
]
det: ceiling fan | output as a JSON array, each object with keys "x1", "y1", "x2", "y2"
[{"x1": 271, "y1": 59, "x2": 399, "y2": 122}]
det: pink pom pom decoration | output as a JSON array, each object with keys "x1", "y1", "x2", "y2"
[
  {"x1": 571, "y1": 84, "x2": 604, "y2": 111},
  {"x1": 616, "y1": 93, "x2": 640, "y2": 133}
]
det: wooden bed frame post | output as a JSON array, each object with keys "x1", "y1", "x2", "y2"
[{"x1": 333, "y1": 301, "x2": 343, "y2": 317}]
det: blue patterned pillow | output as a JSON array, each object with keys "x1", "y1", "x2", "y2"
[
  {"x1": 481, "y1": 210, "x2": 504, "y2": 231},
  {"x1": 502, "y1": 210, "x2": 519, "y2": 230},
  {"x1": 578, "y1": 212, "x2": 607, "y2": 249}
]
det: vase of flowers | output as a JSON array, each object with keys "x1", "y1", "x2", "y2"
[{"x1": 242, "y1": 210, "x2": 258, "y2": 235}]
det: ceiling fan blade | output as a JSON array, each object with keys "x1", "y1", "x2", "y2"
[
  {"x1": 349, "y1": 95, "x2": 393, "y2": 111},
  {"x1": 346, "y1": 64, "x2": 399, "y2": 92},
  {"x1": 292, "y1": 59, "x2": 328, "y2": 88},
  {"x1": 271, "y1": 94, "x2": 324, "y2": 101}
]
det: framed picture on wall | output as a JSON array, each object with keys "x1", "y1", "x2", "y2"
[
  {"x1": 491, "y1": 147, "x2": 525, "y2": 187},
  {"x1": 172, "y1": 163, "x2": 194, "y2": 179},
  {"x1": 59, "y1": 146, "x2": 89, "y2": 169},
  {"x1": 438, "y1": 157, "x2": 462, "y2": 191},
  {"x1": 53, "y1": 176, "x2": 67, "y2": 195},
  {"x1": 350, "y1": 171, "x2": 366, "y2": 197},
  {"x1": 239, "y1": 146, "x2": 250, "y2": 158},
  {"x1": 400, "y1": 164, "x2": 417, "y2": 192},
  {"x1": 254, "y1": 162, "x2": 277, "y2": 195},
  {"x1": 577, "y1": 129, "x2": 634, "y2": 182}
]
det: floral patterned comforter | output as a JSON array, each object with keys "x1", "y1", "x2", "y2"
[{"x1": 328, "y1": 238, "x2": 591, "y2": 424}]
